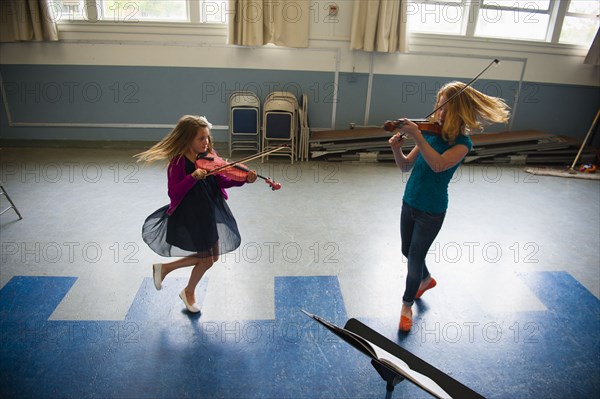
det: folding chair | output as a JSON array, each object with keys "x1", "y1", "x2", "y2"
[
  {"x1": 262, "y1": 92, "x2": 299, "y2": 163},
  {"x1": 229, "y1": 92, "x2": 261, "y2": 155},
  {"x1": 0, "y1": 185, "x2": 23, "y2": 220},
  {"x1": 298, "y1": 94, "x2": 310, "y2": 162}
]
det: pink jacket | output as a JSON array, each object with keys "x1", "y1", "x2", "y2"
[{"x1": 166, "y1": 155, "x2": 245, "y2": 215}]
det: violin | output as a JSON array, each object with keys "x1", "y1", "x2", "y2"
[
  {"x1": 383, "y1": 119, "x2": 442, "y2": 136},
  {"x1": 195, "y1": 151, "x2": 282, "y2": 191}
]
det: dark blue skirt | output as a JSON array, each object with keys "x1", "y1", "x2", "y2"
[{"x1": 142, "y1": 160, "x2": 241, "y2": 258}]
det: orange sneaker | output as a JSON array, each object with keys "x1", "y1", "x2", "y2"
[
  {"x1": 416, "y1": 277, "x2": 437, "y2": 299},
  {"x1": 399, "y1": 309, "x2": 413, "y2": 332}
]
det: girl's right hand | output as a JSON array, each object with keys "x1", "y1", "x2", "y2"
[
  {"x1": 388, "y1": 132, "x2": 405, "y2": 150},
  {"x1": 192, "y1": 169, "x2": 207, "y2": 180}
]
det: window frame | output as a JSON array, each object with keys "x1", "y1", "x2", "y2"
[
  {"x1": 53, "y1": 0, "x2": 597, "y2": 53},
  {"x1": 54, "y1": 0, "x2": 224, "y2": 24},
  {"x1": 405, "y1": 0, "x2": 597, "y2": 48},
  {"x1": 554, "y1": 0, "x2": 600, "y2": 44}
]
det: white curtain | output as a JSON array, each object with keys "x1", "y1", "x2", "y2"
[
  {"x1": 228, "y1": 0, "x2": 309, "y2": 48},
  {"x1": 0, "y1": 0, "x2": 59, "y2": 42},
  {"x1": 584, "y1": 28, "x2": 600, "y2": 66},
  {"x1": 350, "y1": 0, "x2": 407, "y2": 53}
]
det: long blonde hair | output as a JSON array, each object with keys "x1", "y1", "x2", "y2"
[
  {"x1": 135, "y1": 115, "x2": 213, "y2": 163},
  {"x1": 436, "y1": 81, "x2": 510, "y2": 142}
]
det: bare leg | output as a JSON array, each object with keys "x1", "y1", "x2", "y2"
[
  {"x1": 184, "y1": 243, "x2": 220, "y2": 304},
  {"x1": 160, "y1": 255, "x2": 198, "y2": 282},
  {"x1": 401, "y1": 304, "x2": 412, "y2": 318},
  {"x1": 183, "y1": 260, "x2": 210, "y2": 303}
]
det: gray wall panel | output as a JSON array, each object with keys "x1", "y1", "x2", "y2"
[{"x1": 1, "y1": 65, "x2": 598, "y2": 142}]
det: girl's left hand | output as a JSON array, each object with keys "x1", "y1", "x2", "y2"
[
  {"x1": 388, "y1": 132, "x2": 405, "y2": 150},
  {"x1": 246, "y1": 170, "x2": 257, "y2": 183},
  {"x1": 192, "y1": 168, "x2": 207, "y2": 180},
  {"x1": 398, "y1": 118, "x2": 421, "y2": 137}
]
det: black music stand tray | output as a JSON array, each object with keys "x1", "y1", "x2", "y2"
[{"x1": 301, "y1": 310, "x2": 486, "y2": 399}]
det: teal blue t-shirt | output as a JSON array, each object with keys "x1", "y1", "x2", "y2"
[{"x1": 403, "y1": 134, "x2": 473, "y2": 214}]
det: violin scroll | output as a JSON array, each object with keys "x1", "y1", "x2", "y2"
[
  {"x1": 265, "y1": 178, "x2": 282, "y2": 191},
  {"x1": 383, "y1": 119, "x2": 405, "y2": 132}
]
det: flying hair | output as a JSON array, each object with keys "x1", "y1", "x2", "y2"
[
  {"x1": 135, "y1": 115, "x2": 213, "y2": 164},
  {"x1": 436, "y1": 81, "x2": 510, "y2": 142}
]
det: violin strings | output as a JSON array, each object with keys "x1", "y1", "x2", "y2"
[{"x1": 205, "y1": 145, "x2": 288, "y2": 176}]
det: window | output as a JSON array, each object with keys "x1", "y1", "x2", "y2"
[
  {"x1": 55, "y1": 0, "x2": 87, "y2": 21},
  {"x1": 201, "y1": 1, "x2": 228, "y2": 23},
  {"x1": 475, "y1": 1, "x2": 552, "y2": 41},
  {"x1": 406, "y1": 0, "x2": 599, "y2": 47},
  {"x1": 100, "y1": 0, "x2": 188, "y2": 22},
  {"x1": 406, "y1": 0, "x2": 469, "y2": 35},
  {"x1": 53, "y1": 0, "x2": 228, "y2": 23},
  {"x1": 559, "y1": 0, "x2": 599, "y2": 46}
]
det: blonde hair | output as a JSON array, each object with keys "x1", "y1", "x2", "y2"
[
  {"x1": 435, "y1": 81, "x2": 510, "y2": 142},
  {"x1": 135, "y1": 115, "x2": 213, "y2": 163}
]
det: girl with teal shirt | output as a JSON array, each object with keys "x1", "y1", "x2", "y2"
[{"x1": 388, "y1": 81, "x2": 510, "y2": 332}]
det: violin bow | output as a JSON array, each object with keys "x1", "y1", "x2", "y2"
[
  {"x1": 423, "y1": 58, "x2": 500, "y2": 120},
  {"x1": 389, "y1": 58, "x2": 500, "y2": 136},
  {"x1": 204, "y1": 145, "x2": 289, "y2": 176}
]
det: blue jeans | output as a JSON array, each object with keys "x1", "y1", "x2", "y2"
[{"x1": 400, "y1": 201, "x2": 445, "y2": 307}]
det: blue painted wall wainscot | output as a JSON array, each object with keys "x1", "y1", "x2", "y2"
[{"x1": 1, "y1": 64, "x2": 598, "y2": 143}]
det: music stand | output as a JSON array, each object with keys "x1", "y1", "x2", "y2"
[{"x1": 301, "y1": 310, "x2": 486, "y2": 399}]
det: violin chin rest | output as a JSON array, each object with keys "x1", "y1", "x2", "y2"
[{"x1": 196, "y1": 152, "x2": 212, "y2": 160}]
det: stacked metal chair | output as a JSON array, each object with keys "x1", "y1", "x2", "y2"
[
  {"x1": 261, "y1": 91, "x2": 299, "y2": 163},
  {"x1": 229, "y1": 92, "x2": 261, "y2": 155}
]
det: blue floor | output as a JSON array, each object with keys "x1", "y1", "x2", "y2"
[
  {"x1": 1, "y1": 272, "x2": 598, "y2": 399},
  {"x1": 1, "y1": 150, "x2": 599, "y2": 399}
]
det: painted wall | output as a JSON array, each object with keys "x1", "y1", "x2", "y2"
[{"x1": 1, "y1": 1, "x2": 598, "y2": 143}]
